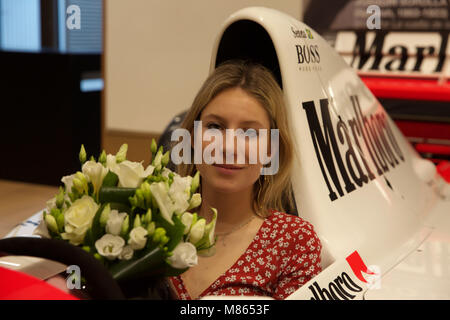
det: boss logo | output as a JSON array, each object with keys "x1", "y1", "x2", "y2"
[{"x1": 295, "y1": 44, "x2": 320, "y2": 64}]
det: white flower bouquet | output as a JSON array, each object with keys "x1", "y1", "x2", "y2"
[{"x1": 35, "y1": 139, "x2": 217, "y2": 286}]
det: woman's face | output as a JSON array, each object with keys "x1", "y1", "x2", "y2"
[{"x1": 195, "y1": 87, "x2": 272, "y2": 194}]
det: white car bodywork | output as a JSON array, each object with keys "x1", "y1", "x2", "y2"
[{"x1": 5, "y1": 7, "x2": 450, "y2": 300}]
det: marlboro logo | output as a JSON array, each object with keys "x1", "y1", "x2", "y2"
[
  {"x1": 308, "y1": 250, "x2": 378, "y2": 300},
  {"x1": 302, "y1": 95, "x2": 405, "y2": 201},
  {"x1": 345, "y1": 250, "x2": 375, "y2": 284},
  {"x1": 350, "y1": 31, "x2": 448, "y2": 74}
]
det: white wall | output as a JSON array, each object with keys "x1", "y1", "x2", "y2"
[{"x1": 104, "y1": 0, "x2": 304, "y2": 134}]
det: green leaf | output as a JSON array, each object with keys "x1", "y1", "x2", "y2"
[
  {"x1": 102, "y1": 171, "x2": 119, "y2": 188},
  {"x1": 109, "y1": 202, "x2": 132, "y2": 214},
  {"x1": 110, "y1": 246, "x2": 166, "y2": 282},
  {"x1": 162, "y1": 262, "x2": 188, "y2": 277},
  {"x1": 109, "y1": 246, "x2": 187, "y2": 282},
  {"x1": 153, "y1": 211, "x2": 185, "y2": 252},
  {"x1": 84, "y1": 228, "x2": 94, "y2": 248},
  {"x1": 98, "y1": 187, "x2": 136, "y2": 205},
  {"x1": 84, "y1": 204, "x2": 106, "y2": 247}
]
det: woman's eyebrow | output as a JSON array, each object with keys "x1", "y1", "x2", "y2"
[
  {"x1": 202, "y1": 113, "x2": 224, "y2": 121},
  {"x1": 240, "y1": 120, "x2": 265, "y2": 127},
  {"x1": 202, "y1": 113, "x2": 265, "y2": 127}
]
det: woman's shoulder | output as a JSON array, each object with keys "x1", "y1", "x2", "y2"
[
  {"x1": 265, "y1": 210, "x2": 320, "y2": 244},
  {"x1": 265, "y1": 210, "x2": 322, "y2": 256},
  {"x1": 266, "y1": 210, "x2": 316, "y2": 231}
]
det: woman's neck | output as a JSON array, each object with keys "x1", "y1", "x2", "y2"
[{"x1": 198, "y1": 181, "x2": 256, "y2": 233}]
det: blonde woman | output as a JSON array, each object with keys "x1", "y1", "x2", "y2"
[{"x1": 170, "y1": 61, "x2": 322, "y2": 300}]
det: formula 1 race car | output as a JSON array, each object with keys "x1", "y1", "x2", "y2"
[{"x1": 1, "y1": 7, "x2": 450, "y2": 300}]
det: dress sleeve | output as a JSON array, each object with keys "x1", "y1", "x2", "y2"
[{"x1": 272, "y1": 218, "x2": 322, "y2": 300}]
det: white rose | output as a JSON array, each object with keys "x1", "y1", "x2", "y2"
[
  {"x1": 61, "y1": 195, "x2": 99, "y2": 245},
  {"x1": 105, "y1": 210, "x2": 127, "y2": 236},
  {"x1": 168, "y1": 242, "x2": 198, "y2": 269},
  {"x1": 118, "y1": 245, "x2": 134, "y2": 260},
  {"x1": 95, "y1": 234, "x2": 125, "y2": 260},
  {"x1": 116, "y1": 160, "x2": 155, "y2": 188},
  {"x1": 82, "y1": 160, "x2": 108, "y2": 195},
  {"x1": 128, "y1": 226, "x2": 148, "y2": 250}
]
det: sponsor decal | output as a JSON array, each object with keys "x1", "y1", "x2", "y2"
[
  {"x1": 291, "y1": 25, "x2": 321, "y2": 71},
  {"x1": 295, "y1": 43, "x2": 322, "y2": 71},
  {"x1": 345, "y1": 251, "x2": 375, "y2": 284},
  {"x1": 291, "y1": 26, "x2": 307, "y2": 39},
  {"x1": 349, "y1": 31, "x2": 448, "y2": 73},
  {"x1": 295, "y1": 44, "x2": 320, "y2": 64},
  {"x1": 308, "y1": 271, "x2": 363, "y2": 300},
  {"x1": 291, "y1": 27, "x2": 314, "y2": 40},
  {"x1": 302, "y1": 95, "x2": 405, "y2": 201},
  {"x1": 308, "y1": 251, "x2": 377, "y2": 300}
]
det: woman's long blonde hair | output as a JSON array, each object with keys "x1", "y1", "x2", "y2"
[{"x1": 177, "y1": 60, "x2": 295, "y2": 218}]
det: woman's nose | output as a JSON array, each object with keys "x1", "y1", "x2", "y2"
[{"x1": 223, "y1": 129, "x2": 246, "y2": 164}]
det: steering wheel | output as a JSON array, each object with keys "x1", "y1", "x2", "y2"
[{"x1": 0, "y1": 237, "x2": 125, "y2": 299}]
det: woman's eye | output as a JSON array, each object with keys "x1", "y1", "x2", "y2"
[
  {"x1": 243, "y1": 128, "x2": 258, "y2": 137},
  {"x1": 206, "y1": 122, "x2": 222, "y2": 130}
]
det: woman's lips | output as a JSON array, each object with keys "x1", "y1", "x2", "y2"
[{"x1": 213, "y1": 163, "x2": 244, "y2": 174}]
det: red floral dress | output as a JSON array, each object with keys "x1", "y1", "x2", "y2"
[{"x1": 170, "y1": 211, "x2": 322, "y2": 300}]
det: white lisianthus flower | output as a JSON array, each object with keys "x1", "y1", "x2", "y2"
[
  {"x1": 61, "y1": 174, "x2": 76, "y2": 193},
  {"x1": 45, "y1": 214, "x2": 59, "y2": 234},
  {"x1": 82, "y1": 160, "x2": 108, "y2": 195},
  {"x1": 205, "y1": 208, "x2": 218, "y2": 247},
  {"x1": 106, "y1": 210, "x2": 127, "y2": 236},
  {"x1": 128, "y1": 226, "x2": 148, "y2": 250},
  {"x1": 161, "y1": 167, "x2": 173, "y2": 179},
  {"x1": 61, "y1": 195, "x2": 99, "y2": 245},
  {"x1": 115, "y1": 160, "x2": 155, "y2": 188},
  {"x1": 189, "y1": 218, "x2": 205, "y2": 245},
  {"x1": 45, "y1": 196, "x2": 57, "y2": 214},
  {"x1": 168, "y1": 242, "x2": 198, "y2": 269},
  {"x1": 118, "y1": 245, "x2": 134, "y2": 261},
  {"x1": 198, "y1": 208, "x2": 218, "y2": 257},
  {"x1": 33, "y1": 214, "x2": 51, "y2": 238},
  {"x1": 168, "y1": 175, "x2": 192, "y2": 215},
  {"x1": 188, "y1": 193, "x2": 202, "y2": 210},
  {"x1": 150, "y1": 181, "x2": 175, "y2": 225},
  {"x1": 95, "y1": 234, "x2": 125, "y2": 260},
  {"x1": 180, "y1": 212, "x2": 194, "y2": 235},
  {"x1": 106, "y1": 154, "x2": 120, "y2": 174}
]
